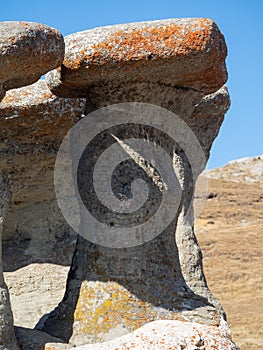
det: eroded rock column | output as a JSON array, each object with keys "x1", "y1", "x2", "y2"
[{"x1": 36, "y1": 18, "x2": 233, "y2": 348}]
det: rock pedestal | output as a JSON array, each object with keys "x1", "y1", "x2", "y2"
[
  {"x1": 36, "y1": 18, "x2": 232, "y2": 348},
  {"x1": 0, "y1": 18, "x2": 237, "y2": 350}
]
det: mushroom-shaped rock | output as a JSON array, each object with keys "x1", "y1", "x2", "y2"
[
  {"x1": 0, "y1": 19, "x2": 236, "y2": 350},
  {"x1": 0, "y1": 21, "x2": 65, "y2": 101},
  {"x1": 35, "y1": 19, "x2": 233, "y2": 349},
  {"x1": 47, "y1": 18, "x2": 227, "y2": 98}
]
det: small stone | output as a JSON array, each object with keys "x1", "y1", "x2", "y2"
[{"x1": 0, "y1": 21, "x2": 65, "y2": 101}]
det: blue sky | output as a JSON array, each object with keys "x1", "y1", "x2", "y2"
[{"x1": 1, "y1": 0, "x2": 262, "y2": 169}]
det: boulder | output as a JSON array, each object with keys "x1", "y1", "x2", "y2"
[
  {"x1": 46, "y1": 319, "x2": 239, "y2": 350},
  {"x1": 0, "y1": 21, "x2": 64, "y2": 349},
  {"x1": 0, "y1": 21, "x2": 64, "y2": 101},
  {"x1": 46, "y1": 18, "x2": 227, "y2": 98}
]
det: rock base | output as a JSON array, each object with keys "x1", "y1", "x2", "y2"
[{"x1": 45, "y1": 319, "x2": 239, "y2": 350}]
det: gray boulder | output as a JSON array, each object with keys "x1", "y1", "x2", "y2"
[
  {"x1": 0, "y1": 21, "x2": 64, "y2": 101},
  {"x1": 46, "y1": 18, "x2": 227, "y2": 98}
]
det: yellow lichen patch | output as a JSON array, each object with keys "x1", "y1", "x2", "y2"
[
  {"x1": 73, "y1": 280, "x2": 188, "y2": 342},
  {"x1": 74, "y1": 281, "x2": 155, "y2": 341}
]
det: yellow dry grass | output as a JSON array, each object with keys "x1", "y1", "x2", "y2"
[{"x1": 196, "y1": 177, "x2": 263, "y2": 350}]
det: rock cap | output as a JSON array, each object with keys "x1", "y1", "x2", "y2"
[
  {"x1": 46, "y1": 18, "x2": 227, "y2": 98},
  {"x1": 0, "y1": 21, "x2": 65, "y2": 100}
]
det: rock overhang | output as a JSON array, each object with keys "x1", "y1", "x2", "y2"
[
  {"x1": 46, "y1": 18, "x2": 228, "y2": 98},
  {"x1": 0, "y1": 18, "x2": 238, "y2": 350}
]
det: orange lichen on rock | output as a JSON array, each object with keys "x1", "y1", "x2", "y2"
[
  {"x1": 47, "y1": 18, "x2": 228, "y2": 97},
  {"x1": 63, "y1": 18, "x2": 224, "y2": 69}
]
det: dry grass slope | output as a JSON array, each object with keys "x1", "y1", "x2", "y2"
[{"x1": 196, "y1": 156, "x2": 263, "y2": 350}]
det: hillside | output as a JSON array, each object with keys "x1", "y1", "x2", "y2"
[{"x1": 196, "y1": 155, "x2": 263, "y2": 349}]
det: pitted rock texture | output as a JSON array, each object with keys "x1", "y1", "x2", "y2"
[
  {"x1": 36, "y1": 93, "x2": 230, "y2": 345},
  {"x1": 189, "y1": 85, "x2": 230, "y2": 157},
  {"x1": 0, "y1": 80, "x2": 85, "y2": 148},
  {"x1": 0, "y1": 18, "x2": 235, "y2": 350},
  {"x1": 45, "y1": 320, "x2": 239, "y2": 350},
  {"x1": 0, "y1": 22, "x2": 63, "y2": 348},
  {"x1": 0, "y1": 21, "x2": 64, "y2": 101},
  {"x1": 0, "y1": 79, "x2": 230, "y2": 348},
  {"x1": 46, "y1": 18, "x2": 227, "y2": 98},
  {"x1": 0, "y1": 80, "x2": 85, "y2": 248}
]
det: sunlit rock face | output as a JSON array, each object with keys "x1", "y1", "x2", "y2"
[
  {"x1": 0, "y1": 21, "x2": 65, "y2": 350},
  {"x1": 0, "y1": 18, "x2": 237, "y2": 350}
]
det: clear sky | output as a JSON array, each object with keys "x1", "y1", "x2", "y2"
[{"x1": 1, "y1": 0, "x2": 262, "y2": 169}]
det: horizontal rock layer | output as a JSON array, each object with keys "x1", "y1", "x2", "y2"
[{"x1": 0, "y1": 80, "x2": 85, "y2": 147}]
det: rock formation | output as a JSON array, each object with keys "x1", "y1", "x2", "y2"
[
  {"x1": 0, "y1": 22, "x2": 64, "y2": 101},
  {"x1": 47, "y1": 319, "x2": 237, "y2": 350},
  {"x1": 0, "y1": 21, "x2": 64, "y2": 350},
  {"x1": 0, "y1": 18, "x2": 238, "y2": 350}
]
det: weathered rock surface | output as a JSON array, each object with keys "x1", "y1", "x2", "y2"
[
  {"x1": 0, "y1": 172, "x2": 20, "y2": 349},
  {"x1": 36, "y1": 85, "x2": 230, "y2": 345},
  {"x1": 46, "y1": 319, "x2": 238, "y2": 350},
  {"x1": 0, "y1": 22, "x2": 64, "y2": 348},
  {"x1": 0, "y1": 21, "x2": 64, "y2": 101},
  {"x1": 0, "y1": 79, "x2": 84, "y2": 349},
  {"x1": 4, "y1": 156, "x2": 260, "y2": 350},
  {"x1": 0, "y1": 18, "x2": 236, "y2": 350},
  {"x1": 0, "y1": 80, "x2": 85, "y2": 246},
  {"x1": 34, "y1": 19, "x2": 233, "y2": 349},
  {"x1": 46, "y1": 18, "x2": 227, "y2": 98}
]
